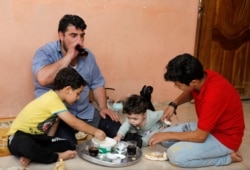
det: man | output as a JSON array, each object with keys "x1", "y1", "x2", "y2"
[
  {"x1": 149, "y1": 53, "x2": 245, "y2": 168},
  {"x1": 32, "y1": 14, "x2": 121, "y2": 146}
]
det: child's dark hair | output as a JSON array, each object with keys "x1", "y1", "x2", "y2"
[
  {"x1": 123, "y1": 94, "x2": 149, "y2": 115},
  {"x1": 53, "y1": 67, "x2": 87, "y2": 90},
  {"x1": 164, "y1": 53, "x2": 204, "y2": 85},
  {"x1": 58, "y1": 14, "x2": 87, "y2": 33}
]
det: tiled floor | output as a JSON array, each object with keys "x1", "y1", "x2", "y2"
[{"x1": 0, "y1": 101, "x2": 249, "y2": 170}]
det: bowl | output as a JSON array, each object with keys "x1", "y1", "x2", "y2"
[{"x1": 92, "y1": 137, "x2": 117, "y2": 154}]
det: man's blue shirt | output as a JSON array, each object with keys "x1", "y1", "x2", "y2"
[{"x1": 32, "y1": 40, "x2": 105, "y2": 120}]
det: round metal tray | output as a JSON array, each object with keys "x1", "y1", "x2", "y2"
[{"x1": 77, "y1": 140, "x2": 142, "y2": 167}]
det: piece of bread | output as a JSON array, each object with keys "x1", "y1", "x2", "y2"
[
  {"x1": 75, "y1": 131, "x2": 88, "y2": 140},
  {"x1": 144, "y1": 151, "x2": 168, "y2": 161},
  {"x1": 54, "y1": 159, "x2": 66, "y2": 170}
]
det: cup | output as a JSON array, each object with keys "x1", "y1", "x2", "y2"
[
  {"x1": 127, "y1": 141, "x2": 137, "y2": 159},
  {"x1": 75, "y1": 45, "x2": 88, "y2": 57},
  {"x1": 88, "y1": 141, "x2": 99, "y2": 157}
]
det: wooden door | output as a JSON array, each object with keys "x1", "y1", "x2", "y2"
[{"x1": 194, "y1": 0, "x2": 250, "y2": 99}]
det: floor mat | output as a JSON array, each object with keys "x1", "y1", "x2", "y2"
[{"x1": 0, "y1": 117, "x2": 14, "y2": 157}]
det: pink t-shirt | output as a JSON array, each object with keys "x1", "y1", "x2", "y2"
[{"x1": 191, "y1": 70, "x2": 245, "y2": 151}]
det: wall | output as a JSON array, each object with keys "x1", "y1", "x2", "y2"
[{"x1": 0, "y1": 0, "x2": 198, "y2": 118}]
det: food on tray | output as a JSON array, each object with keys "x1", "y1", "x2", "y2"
[
  {"x1": 114, "y1": 141, "x2": 128, "y2": 154},
  {"x1": 92, "y1": 137, "x2": 117, "y2": 153},
  {"x1": 144, "y1": 151, "x2": 168, "y2": 161},
  {"x1": 92, "y1": 137, "x2": 116, "y2": 146},
  {"x1": 163, "y1": 119, "x2": 171, "y2": 126},
  {"x1": 54, "y1": 158, "x2": 66, "y2": 170},
  {"x1": 106, "y1": 153, "x2": 126, "y2": 163}
]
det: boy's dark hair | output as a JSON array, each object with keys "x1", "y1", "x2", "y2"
[
  {"x1": 53, "y1": 67, "x2": 87, "y2": 90},
  {"x1": 164, "y1": 53, "x2": 204, "y2": 85},
  {"x1": 58, "y1": 14, "x2": 87, "y2": 33},
  {"x1": 123, "y1": 94, "x2": 149, "y2": 115}
]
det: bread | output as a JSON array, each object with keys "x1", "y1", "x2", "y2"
[
  {"x1": 54, "y1": 159, "x2": 66, "y2": 170},
  {"x1": 144, "y1": 151, "x2": 168, "y2": 161},
  {"x1": 75, "y1": 131, "x2": 88, "y2": 140}
]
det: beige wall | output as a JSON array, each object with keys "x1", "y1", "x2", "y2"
[{"x1": 0, "y1": 0, "x2": 198, "y2": 118}]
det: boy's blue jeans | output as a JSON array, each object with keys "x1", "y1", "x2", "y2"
[{"x1": 161, "y1": 122, "x2": 233, "y2": 168}]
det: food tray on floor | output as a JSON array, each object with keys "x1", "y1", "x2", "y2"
[{"x1": 76, "y1": 140, "x2": 142, "y2": 167}]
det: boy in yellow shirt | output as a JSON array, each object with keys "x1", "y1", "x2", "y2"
[{"x1": 8, "y1": 67, "x2": 106, "y2": 167}]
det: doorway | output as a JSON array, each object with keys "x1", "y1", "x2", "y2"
[{"x1": 194, "y1": 0, "x2": 250, "y2": 99}]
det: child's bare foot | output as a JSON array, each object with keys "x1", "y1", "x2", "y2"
[
  {"x1": 58, "y1": 150, "x2": 77, "y2": 161},
  {"x1": 19, "y1": 156, "x2": 31, "y2": 167},
  {"x1": 231, "y1": 152, "x2": 243, "y2": 163}
]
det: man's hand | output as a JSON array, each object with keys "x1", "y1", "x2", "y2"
[
  {"x1": 149, "y1": 132, "x2": 168, "y2": 147},
  {"x1": 160, "y1": 106, "x2": 175, "y2": 122},
  {"x1": 100, "y1": 108, "x2": 120, "y2": 122},
  {"x1": 64, "y1": 42, "x2": 81, "y2": 61},
  {"x1": 93, "y1": 87, "x2": 120, "y2": 122}
]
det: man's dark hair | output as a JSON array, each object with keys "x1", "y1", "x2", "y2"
[
  {"x1": 123, "y1": 94, "x2": 149, "y2": 115},
  {"x1": 164, "y1": 53, "x2": 204, "y2": 85},
  {"x1": 58, "y1": 14, "x2": 87, "y2": 33},
  {"x1": 53, "y1": 67, "x2": 87, "y2": 90}
]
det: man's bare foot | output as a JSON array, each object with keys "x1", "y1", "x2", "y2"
[
  {"x1": 19, "y1": 156, "x2": 31, "y2": 167},
  {"x1": 231, "y1": 152, "x2": 243, "y2": 163},
  {"x1": 58, "y1": 150, "x2": 77, "y2": 161}
]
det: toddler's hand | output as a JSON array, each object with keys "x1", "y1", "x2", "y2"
[
  {"x1": 113, "y1": 136, "x2": 121, "y2": 142},
  {"x1": 113, "y1": 134, "x2": 122, "y2": 142}
]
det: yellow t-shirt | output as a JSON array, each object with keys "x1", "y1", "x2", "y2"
[{"x1": 8, "y1": 90, "x2": 67, "y2": 135}]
